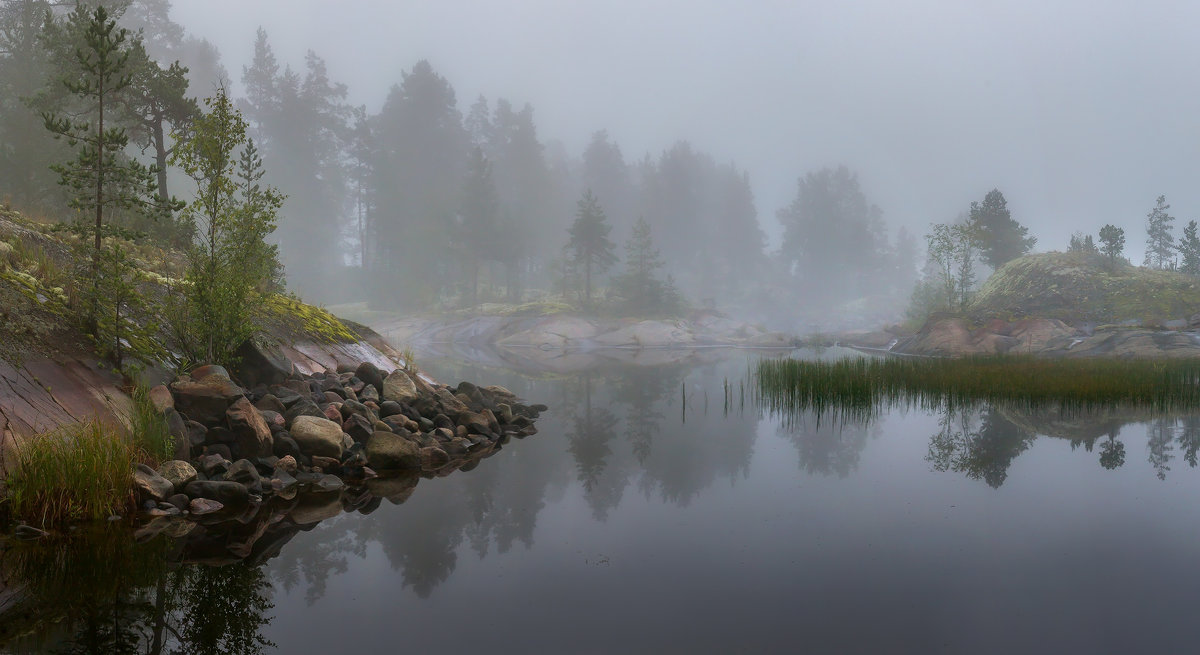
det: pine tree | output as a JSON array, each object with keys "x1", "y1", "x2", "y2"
[
  {"x1": 1179, "y1": 220, "x2": 1200, "y2": 275},
  {"x1": 968, "y1": 189, "x2": 1035, "y2": 269},
  {"x1": 41, "y1": 5, "x2": 165, "y2": 339},
  {"x1": 613, "y1": 216, "x2": 680, "y2": 314},
  {"x1": 1098, "y1": 224, "x2": 1125, "y2": 261},
  {"x1": 566, "y1": 189, "x2": 617, "y2": 305},
  {"x1": 459, "y1": 146, "x2": 499, "y2": 305},
  {"x1": 1144, "y1": 196, "x2": 1176, "y2": 269}
]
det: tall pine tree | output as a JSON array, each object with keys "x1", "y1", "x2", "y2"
[
  {"x1": 567, "y1": 189, "x2": 617, "y2": 305},
  {"x1": 1144, "y1": 195, "x2": 1175, "y2": 270}
]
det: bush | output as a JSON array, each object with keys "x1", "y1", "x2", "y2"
[{"x1": 6, "y1": 421, "x2": 138, "y2": 527}]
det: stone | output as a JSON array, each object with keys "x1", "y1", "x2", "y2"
[
  {"x1": 254, "y1": 393, "x2": 287, "y2": 414},
  {"x1": 276, "y1": 455, "x2": 298, "y2": 473},
  {"x1": 148, "y1": 384, "x2": 174, "y2": 413},
  {"x1": 171, "y1": 373, "x2": 244, "y2": 425},
  {"x1": 382, "y1": 370, "x2": 420, "y2": 405},
  {"x1": 157, "y1": 460, "x2": 197, "y2": 491},
  {"x1": 289, "y1": 491, "x2": 342, "y2": 524},
  {"x1": 354, "y1": 362, "x2": 384, "y2": 396},
  {"x1": 134, "y1": 464, "x2": 174, "y2": 501},
  {"x1": 366, "y1": 430, "x2": 422, "y2": 469},
  {"x1": 378, "y1": 400, "x2": 404, "y2": 418},
  {"x1": 224, "y1": 459, "x2": 263, "y2": 494},
  {"x1": 323, "y1": 391, "x2": 343, "y2": 404},
  {"x1": 359, "y1": 384, "x2": 379, "y2": 403},
  {"x1": 188, "y1": 498, "x2": 225, "y2": 515},
  {"x1": 322, "y1": 404, "x2": 343, "y2": 423},
  {"x1": 226, "y1": 397, "x2": 273, "y2": 459},
  {"x1": 185, "y1": 420, "x2": 208, "y2": 457},
  {"x1": 420, "y1": 446, "x2": 451, "y2": 470},
  {"x1": 340, "y1": 399, "x2": 371, "y2": 419},
  {"x1": 202, "y1": 443, "x2": 233, "y2": 461},
  {"x1": 457, "y1": 411, "x2": 492, "y2": 436},
  {"x1": 164, "y1": 407, "x2": 189, "y2": 461},
  {"x1": 183, "y1": 480, "x2": 250, "y2": 506},
  {"x1": 191, "y1": 364, "x2": 230, "y2": 380},
  {"x1": 196, "y1": 453, "x2": 232, "y2": 478},
  {"x1": 165, "y1": 493, "x2": 191, "y2": 512},
  {"x1": 310, "y1": 455, "x2": 341, "y2": 471},
  {"x1": 267, "y1": 385, "x2": 304, "y2": 408},
  {"x1": 283, "y1": 399, "x2": 325, "y2": 424},
  {"x1": 259, "y1": 410, "x2": 286, "y2": 432},
  {"x1": 272, "y1": 433, "x2": 304, "y2": 461},
  {"x1": 495, "y1": 403, "x2": 514, "y2": 424},
  {"x1": 270, "y1": 468, "x2": 299, "y2": 493},
  {"x1": 343, "y1": 413, "x2": 374, "y2": 444},
  {"x1": 289, "y1": 415, "x2": 346, "y2": 458}
]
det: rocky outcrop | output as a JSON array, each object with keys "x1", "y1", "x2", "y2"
[
  {"x1": 885, "y1": 316, "x2": 1200, "y2": 358},
  {"x1": 129, "y1": 360, "x2": 544, "y2": 529}
]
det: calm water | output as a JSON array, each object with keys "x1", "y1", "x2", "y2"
[{"x1": 5, "y1": 348, "x2": 1200, "y2": 654}]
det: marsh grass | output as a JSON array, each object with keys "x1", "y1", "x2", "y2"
[
  {"x1": 6, "y1": 421, "x2": 138, "y2": 527},
  {"x1": 131, "y1": 384, "x2": 173, "y2": 463},
  {"x1": 755, "y1": 356, "x2": 1200, "y2": 424}
]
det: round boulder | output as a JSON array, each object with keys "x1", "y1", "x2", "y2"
[{"x1": 289, "y1": 415, "x2": 346, "y2": 459}]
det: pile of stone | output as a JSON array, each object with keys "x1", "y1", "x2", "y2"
[{"x1": 132, "y1": 362, "x2": 544, "y2": 519}]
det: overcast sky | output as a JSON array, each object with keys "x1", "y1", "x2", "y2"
[{"x1": 170, "y1": 0, "x2": 1200, "y2": 258}]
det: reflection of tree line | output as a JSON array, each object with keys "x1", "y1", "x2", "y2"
[
  {"x1": 0, "y1": 529, "x2": 274, "y2": 654},
  {"x1": 923, "y1": 404, "x2": 1200, "y2": 487}
]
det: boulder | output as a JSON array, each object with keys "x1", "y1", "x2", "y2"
[
  {"x1": 366, "y1": 474, "x2": 419, "y2": 504},
  {"x1": 283, "y1": 399, "x2": 325, "y2": 425},
  {"x1": 134, "y1": 464, "x2": 174, "y2": 501},
  {"x1": 148, "y1": 384, "x2": 174, "y2": 413},
  {"x1": 354, "y1": 362, "x2": 384, "y2": 396},
  {"x1": 188, "y1": 498, "x2": 225, "y2": 515},
  {"x1": 289, "y1": 415, "x2": 346, "y2": 458},
  {"x1": 420, "y1": 446, "x2": 451, "y2": 470},
  {"x1": 224, "y1": 459, "x2": 263, "y2": 494},
  {"x1": 164, "y1": 408, "x2": 189, "y2": 461},
  {"x1": 190, "y1": 364, "x2": 230, "y2": 380},
  {"x1": 157, "y1": 460, "x2": 197, "y2": 491},
  {"x1": 254, "y1": 394, "x2": 286, "y2": 414},
  {"x1": 342, "y1": 413, "x2": 374, "y2": 444},
  {"x1": 382, "y1": 370, "x2": 419, "y2": 405},
  {"x1": 366, "y1": 430, "x2": 422, "y2": 470},
  {"x1": 272, "y1": 433, "x2": 305, "y2": 461},
  {"x1": 289, "y1": 491, "x2": 343, "y2": 524},
  {"x1": 226, "y1": 397, "x2": 273, "y2": 459},
  {"x1": 183, "y1": 480, "x2": 250, "y2": 506},
  {"x1": 171, "y1": 374, "x2": 244, "y2": 425}
]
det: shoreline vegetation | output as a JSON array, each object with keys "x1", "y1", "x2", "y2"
[{"x1": 755, "y1": 356, "x2": 1200, "y2": 424}]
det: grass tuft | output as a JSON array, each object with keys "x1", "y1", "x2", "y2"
[
  {"x1": 131, "y1": 384, "x2": 174, "y2": 464},
  {"x1": 6, "y1": 421, "x2": 138, "y2": 527}
]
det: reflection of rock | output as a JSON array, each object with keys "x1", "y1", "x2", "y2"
[{"x1": 997, "y1": 404, "x2": 1161, "y2": 442}]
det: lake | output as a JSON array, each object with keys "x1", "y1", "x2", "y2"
[{"x1": 4, "y1": 347, "x2": 1200, "y2": 654}]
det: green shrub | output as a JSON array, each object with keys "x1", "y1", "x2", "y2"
[{"x1": 6, "y1": 421, "x2": 138, "y2": 527}]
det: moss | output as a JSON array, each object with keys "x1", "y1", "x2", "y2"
[
  {"x1": 970, "y1": 252, "x2": 1200, "y2": 324},
  {"x1": 259, "y1": 293, "x2": 357, "y2": 343}
]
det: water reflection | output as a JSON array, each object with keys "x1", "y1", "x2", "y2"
[
  {"x1": 12, "y1": 351, "x2": 1200, "y2": 652},
  {"x1": 0, "y1": 528, "x2": 274, "y2": 654}
]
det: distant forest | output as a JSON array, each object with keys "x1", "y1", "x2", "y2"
[{"x1": 0, "y1": 0, "x2": 919, "y2": 323}]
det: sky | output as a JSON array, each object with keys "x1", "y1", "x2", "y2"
[{"x1": 170, "y1": 0, "x2": 1200, "y2": 258}]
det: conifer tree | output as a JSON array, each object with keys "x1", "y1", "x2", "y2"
[
  {"x1": 1144, "y1": 195, "x2": 1175, "y2": 269},
  {"x1": 1099, "y1": 224, "x2": 1125, "y2": 261},
  {"x1": 1179, "y1": 220, "x2": 1200, "y2": 275},
  {"x1": 613, "y1": 217, "x2": 679, "y2": 314},
  {"x1": 566, "y1": 189, "x2": 617, "y2": 305},
  {"x1": 968, "y1": 189, "x2": 1035, "y2": 269}
]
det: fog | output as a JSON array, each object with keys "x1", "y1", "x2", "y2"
[
  {"x1": 6, "y1": 0, "x2": 1200, "y2": 329},
  {"x1": 170, "y1": 0, "x2": 1200, "y2": 254}
]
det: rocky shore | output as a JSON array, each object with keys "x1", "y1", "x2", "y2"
[{"x1": 126, "y1": 361, "x2": 543, "y2": 547}]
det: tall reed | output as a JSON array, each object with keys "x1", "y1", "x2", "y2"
[
  {"x1": 6, "y1": 421, "x2": 138, "y2": 527},
  {"x1": 755, "y1": 355, "x2": 1200, "y2": 422},
  {"x1": 131, "y1": 384, "x2": 173, "y2": 463}
]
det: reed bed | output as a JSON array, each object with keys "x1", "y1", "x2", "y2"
[
  {"x1": 5, "y1": 421, "x2": 139, "y2": 527},
  {"x1": 755, "y1": 355, "x2": 1200, "y2": 422}
]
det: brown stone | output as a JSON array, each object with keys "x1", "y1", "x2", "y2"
[{"x1": 226, "y1": 397, "x2": 273, "y2": 458}]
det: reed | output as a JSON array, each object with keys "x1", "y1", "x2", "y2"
[
  {"x1": 6, "y1": 421, "x2": 138, "y2": 527},
  {"x1": 755, "y1": 355, "x2": 1200, "y2": 422},
  {"x1": 130, "y1": 384, "x2": 173, "y2": 463}
]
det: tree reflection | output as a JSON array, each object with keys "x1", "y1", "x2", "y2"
[
  {"x1": 0, "y1": 528, "x2": 275, "y2": 654},
  {"x1": 1099, "y1": 431, "x2": 1126, "y2": 470},
  {"x1": 926, "y1": 405, "x2": 1036, "y2": 488}
]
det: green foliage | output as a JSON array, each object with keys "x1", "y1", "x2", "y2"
[
  {"x1": 84, "y1": 241, "x2": 167, "y2": 371},
  {"x1": 612, "y1": 216, "x2": 683, "y2": 315},
  {"x1": 1099, "y1": 224, "x2": 1125, "y2": 260},
  {"x1": 6, "y1": 421, "x2": 137, "y2": 527},
  {"x1": 170, "y1": 90, "x2": 283, "y2": 366},
  {"x1": 1178, "y1": 219, "x2": 1200, "y2": 275},
  {"x1": 131, "y1": 384, "x2": 172, "y2": 463},
  {"x1": 969, "y1": 188, "x2": 1035, "y2": 269},
  {"x1": 1068, "y1": 232, "x2": 1097, "y2": 254},
  {"x1": 566, "y1": 189, "x2": 618, "y2": 305},
  {"x1": 919, "y1": 219, "x2": 980, "y2": 315},
  {"x1": 1144, "y1": 195, "x2": 1175, "y2": 270}
]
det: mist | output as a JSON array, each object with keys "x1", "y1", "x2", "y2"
[{"x1": 7, "y1": 0, "x2": 1200, "y2": 329}]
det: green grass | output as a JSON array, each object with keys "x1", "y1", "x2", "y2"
[
  {"x1": 755, "y1": 355, "x2": 1200, "y2": 423},
  {"x1": 131, "y1": 384, "x2": 173, "y2": 463},
  {"x1": 6, "y1": 421, "x2": 139, "y2": 527}
]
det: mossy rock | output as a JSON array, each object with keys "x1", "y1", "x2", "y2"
[{"x1": 970, "y1": 252, "x2": 1200, "y2": 324}]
